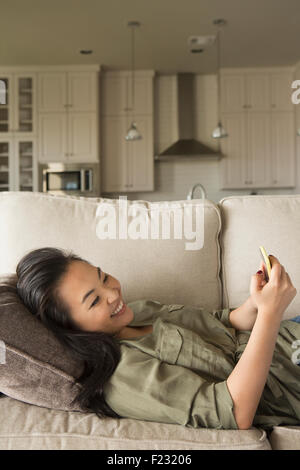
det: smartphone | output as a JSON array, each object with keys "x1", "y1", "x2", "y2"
[{"x1": 259, "y1": 246, "x2": 272, "y2": 281}]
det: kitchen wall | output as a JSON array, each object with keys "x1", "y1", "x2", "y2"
[{"x1": 104, "y1": 70, "x2": 300, "y2": 203}]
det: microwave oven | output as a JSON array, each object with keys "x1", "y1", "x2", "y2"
[{"x1": 39, "y1": 163, "x2": 100, "y2": 196}]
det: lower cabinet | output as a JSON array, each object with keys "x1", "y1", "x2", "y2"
[
  {"x1": 101, "y1": 115, "x2": 154, "y2": 192},
  {"x1": 0, "y1": 136, "x2": 37, "y2": 191},
  {"x1": 220, "y1": 111, "x2": 295, "y2": 189}
]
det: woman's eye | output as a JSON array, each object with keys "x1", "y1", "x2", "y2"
[
  {"x1": 91, "y1": 296, "x2": 99, "y2": 308},
  {"x1": 104, "y1": 273, "x2": 109, "y2": 282}
]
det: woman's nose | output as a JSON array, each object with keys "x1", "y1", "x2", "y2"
[{"x1": 105, "y1": 286, "x2": 120, "y2": 304}]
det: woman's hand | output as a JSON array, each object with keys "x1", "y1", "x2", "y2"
[{"x1": 250, "y1": 255, "x2": 297, "y2": 320}]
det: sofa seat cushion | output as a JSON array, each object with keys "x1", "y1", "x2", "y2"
[
  {"x1": 0, "y1": 397, "x2": 272, "y2": 450},
  {"x1": 269, "y1": 426, "x2": 300, "y2": 450}
]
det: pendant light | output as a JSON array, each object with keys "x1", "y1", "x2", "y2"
[
  {"x1": 212, "y1": 19, "x2": 228, "y2": 139},
  {"x1": 125, "y1": 21, "x2": 142, "y2": 141}
]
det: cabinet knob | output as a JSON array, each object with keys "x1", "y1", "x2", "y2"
[
  {"x1": 271, "y1": 104, "x2": 276, "y2": 108},
  {"x1": 273, "y1": 179, "x2": 278, "y2": 184}
]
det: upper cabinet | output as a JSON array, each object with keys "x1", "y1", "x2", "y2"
[
  {"x1": 0, "y1": 72, "x2": 36, "y2": 135},
  {"x1": 101, "y1": 70, "x2": 154, "y2": 193},
  {"x1": 0, "y1": 69, "x2": 37, "y2": 192},
  {"x1": 38, "y1": 71, "x2": 98, "y2": 113},
  {"x1": 37, "y1": 66, "x2": 100, "y2": 163},
  {"x1": 220, "y1": 67, "x2": 296, "y2": 189},
  {"x1": 221, "y1": 69, "x2": 294, "y2": 113},
  {"x1": 101, "y1": 71, "x2": 153, "y2": 116}
]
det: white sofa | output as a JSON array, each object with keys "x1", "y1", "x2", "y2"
[{"x1": 0, "y1": 191, "x2": 300, "y2": 450}]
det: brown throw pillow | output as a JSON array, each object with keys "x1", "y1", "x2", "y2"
[{"x1": 0, "y1": 274, "x2": 84, "y2": 411}]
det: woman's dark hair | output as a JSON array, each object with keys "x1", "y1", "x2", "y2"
[{"x1": 16, "y1": 247, "x2": 121, "y2": 419}]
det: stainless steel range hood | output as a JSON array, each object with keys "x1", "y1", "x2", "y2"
[{"x1": 157, "y1": 73, "x2": 220, "y2": 159}]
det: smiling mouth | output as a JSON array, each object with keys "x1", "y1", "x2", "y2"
[{"x1": 110, "y1": 300, "x2": 126, "y2": 318}]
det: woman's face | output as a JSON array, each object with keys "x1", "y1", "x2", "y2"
[{"x1": 57, "y1": 260, "x2": 134, "y2": 335}]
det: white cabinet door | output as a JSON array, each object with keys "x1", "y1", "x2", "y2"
[
  {"x1": 220, "y1": 113, "x2": 248, "y2": 189},
  {"x1": 39, "y1": 71, "x2": 97, "y2": 112},
  {"x1": 101, "y1": 77, "x2": 128, "y2": 116},
  {"x1": 101, "y1": 116, "x2": 128, "y2": 192},
  {"x1": 38, "y1": 113, "x2": 67, "y2": 162},
  {"x1": 102, "y1": 74, "x2": 154, "y2": 116},
  {"x1": 127, "y1": 77, "x2": 154, "y2": 115},
  {"x1": 221, "y1": 74, "x2": 245, "y2": 112},
  {"x1": 14, "y1": 137, "x2": 37, "y2": 191},
  {"x1": 270, "y1": 112, "x2": 295, "y2": 187},
  {"x1": 246, "y1": 73, "x2": 270, "y2": 111},
  {"x1": 247, "y1": 113, "x2": 271, "y2": 187},
  {"x1": 271, "y1": 72, "x2": 294, "y2": 111},
  {"x1": 13, "y1": 74, "x2": 36, "y2": 134},
  {"x1": 127, "y1": 116, "x2": 154, "y2": 191},
  {"x1": 68, "y1": 113, "x2": 98, "y2": 162},
  {"x1": 0, "y1": 137, "x2": 14, "y2": 190},
  {"x1": 68, "y1": 72, "x2": 97, "y2": 111},
  {"x1": 38, "y1": 73, "x2": 67, "y2": 112},
  {"x1": 0, "y1": 75, "x2": 14, "y2": 135},
  {"x1": 101, "y1": 116, "x2": 154, "y2": 192}
]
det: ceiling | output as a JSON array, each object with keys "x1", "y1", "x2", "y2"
[{"x1": 1, "y1": 0, "x2": 300, "y2": 73}]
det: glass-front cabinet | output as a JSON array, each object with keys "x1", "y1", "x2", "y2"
[
  {"x1": 0, "y1": 137, "x2": 36, "y2": 192},
  {"x1": 0, "y1": 74, "x2": 35, "y2": 135},
  {"x1": 0, "y1": 76, "x2": 11, "y2": 133},
  {"x1": 0, "y1": 139, "x2": 12, "y2": 191},
  {"x1": 0, "y1": 72, "x2": 37, "y2": 191}
]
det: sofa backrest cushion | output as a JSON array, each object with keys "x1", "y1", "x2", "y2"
[
  {"x1": 218, "y1": 195, "x2": 300, "y2": 320},
  {"x1": 0, "y1": 274, "x2": 84, "y2": 410},
  {"x1": 0, "y1": 192, "x2": 222, "y2": 310}
]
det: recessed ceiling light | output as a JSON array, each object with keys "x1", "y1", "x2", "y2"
[{"x1": 80, "y1": 50, "x2": 93, "y2": 55}]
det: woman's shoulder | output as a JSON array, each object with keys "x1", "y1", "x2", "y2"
[{"x1": 127, "y1": 299, "x2": 170, "y2": 325}]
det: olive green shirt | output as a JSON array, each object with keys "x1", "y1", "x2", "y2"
[{"x1": 104, "y1": 300, "x2": 300, "y2": 430}]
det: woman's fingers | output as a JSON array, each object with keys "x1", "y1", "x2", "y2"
[{"x1": 268, "y1": 255, "x2": 282, "y2": 281}]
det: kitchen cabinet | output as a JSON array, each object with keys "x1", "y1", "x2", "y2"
[
  {"x1": 0, "y1": 70, "x2": 37, "y2": 191},
  {"x1": 38, "y1": 68, "x2": 99, "y2": 163},
  {"x1": 0, "y1": 72, "x2": 36, "y2": 135},
  {"x1": 101, "y1": 70, "x2": 154, "y2": 192},
  {"x1": 38, "y1": 71, "x2": 97, "y2": 112},
  {"x1": 101, "y1": 115, "x2": 154, "y2": 192},
  {"x1": 0, "y1": 136, "x2": 37, "y2": 191},
  {"x1": 220, "y1": 67, "x2": 295, "y2": 189},
  {"x1": 101, "y1": 71, "x2": 153, "y2": 116}
]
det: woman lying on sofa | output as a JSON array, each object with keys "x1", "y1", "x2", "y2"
[{"x1": 15, "y1": 247, "x2": 300, "y2": 431}]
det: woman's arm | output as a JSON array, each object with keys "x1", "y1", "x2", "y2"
[
  {"x1": 227, "y1": 309, "x2": 281, "y2": 429},
  {"x1": 229, "y1": 296, "x2": 258, "y2": 331},
  {"x1": 229, "y1": 261, "x2": 268, "y2": 331},
  {"x1": 226, "y1": 255, "x2": 297, "y2": 430}
]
